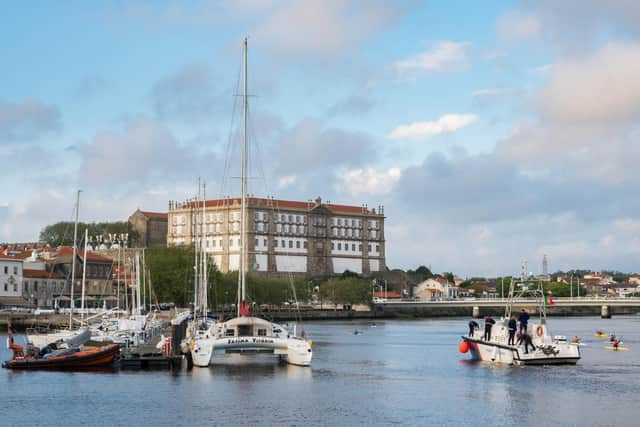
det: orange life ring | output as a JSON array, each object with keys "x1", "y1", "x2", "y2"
[{"x1": 536, "y1": 326, "x2": 543, "y2": 337}]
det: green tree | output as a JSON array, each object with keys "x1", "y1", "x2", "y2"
[
  {"x1": 40, "y1": 221, "x2": 139, "y2": 247},
  {"x1": 443, "y1": 272, "x2": 454, "y2": 283},
  {"x1": 415, "y1": 265, "x2": 433, "y2": 277},
  {"x1": 146, "y1": 246, "x2": 194, "y2": 306}
]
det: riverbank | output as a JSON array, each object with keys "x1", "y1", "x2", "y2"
[{"x1": 3, "y1": 301, "x2": 640, "y2": 331}]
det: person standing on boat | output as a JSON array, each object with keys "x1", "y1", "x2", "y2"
[
  {"x1": 483, "y1": 315, "x2": 496, "y2": 341},
  {"x1": 518, "y1": 309, "x2": 530, "y2": 334},
  {"x1": 521, "y1": 332, "x2": 535, "y2": 354},
  {"x1": 508, "y1": 315, "x2": 517, "y2": 345},
  {"x1": 468, "y1": 320, "x2": 479, "y2": 337}
]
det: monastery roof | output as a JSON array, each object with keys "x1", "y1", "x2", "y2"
[{"x1": 176, "y1": 197, "x2": 376, "y2": 216}]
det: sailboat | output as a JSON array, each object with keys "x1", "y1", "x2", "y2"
[
  {"x1": 189, "y1": 38, "x2": 313, "y2": 367},
  {"x1": 27, "y1": 190, "x2": 92, "y2": 349}
]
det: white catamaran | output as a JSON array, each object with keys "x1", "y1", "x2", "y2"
[
  {"x1": 189, "y1": 38, "x2": 313, "y2": 367},
  {"x1": 460, "y1": 267, "x2": 580, "y2": 365}
]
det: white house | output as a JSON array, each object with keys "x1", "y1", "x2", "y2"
[
  {"x1": 414, "y1": 277, "x2": 458, "y2": 300},
  {"x1": 0, "y1": 255, "x2": 22, "y2": 305}
]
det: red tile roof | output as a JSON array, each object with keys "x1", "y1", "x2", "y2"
[
  {"x1": 55, "y1": 247, "x2": 114, "y2": 263},
  {"x1": 23, "y1": 269, "x2": 64, "y2": 279},
  {"x1": 177, "y1": 197, "x2": 374, "y2": 215}
]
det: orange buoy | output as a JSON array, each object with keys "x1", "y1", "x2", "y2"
[
  {"x1": 459, "y1": 341, "x2": 469, "y2": 353},
  {"x1": 536, "y1": 326, "x2": 544, "y2": 337}
]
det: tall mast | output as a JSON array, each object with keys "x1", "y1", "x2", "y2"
[
  {"x1": 202, "y1": 182, "x2": 208, "y2": 317},
  {"x1": 238, "y1": 37, "x2": 248, "y2": 316},
  {"x1": 80, "y1": 228, "x2": 88, "y2": 326},
  {"x1": 194, "y1": 180, "x2": 200, "y2": 315},
  {"x1": 69, "y1": 189, "x2": 81, "y2": 329}
]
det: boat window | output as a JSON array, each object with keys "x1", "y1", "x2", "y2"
[
  {"x1": 225, "y1": 329, "x2": 235, "y2": 337},
  {"x1": 258, "y1": 329, "x2": 267, "y2": 336}
]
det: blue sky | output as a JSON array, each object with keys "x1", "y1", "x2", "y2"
[{"x1": 2, "y1": 1, "x2": 640, "y2": 276}]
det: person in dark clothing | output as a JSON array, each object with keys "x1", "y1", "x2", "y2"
[
  {"x1": 518, "y1": 309, "x2": 530, "y2": 334},
  {"x1": 508, "y1": 315, "x2": 517, "y2": 346},
  {"x1": 521, "y1": 332, "x2": 535, "y2": 354},
  {"x1": 484, "y1": 315, "x2": 496, "y2": 341},
  {"x1": 468, "y1": 320, "x2": 479, "y2": 337}
]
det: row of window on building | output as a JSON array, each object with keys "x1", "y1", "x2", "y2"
[
  {"x1": 198, "y1": 237, "x2": 381, "y2": 254},
  {"x1": 331, "y1": 242, "x2": 380, "y2": 253}
]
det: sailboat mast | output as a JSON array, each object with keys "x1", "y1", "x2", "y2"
[
  {"x1": 80, "y1": 228, "x2": 88, "y2": 326},
  {"x1": 202, "y1": 182, "x2": 207, "y2": 317},
  {"x1": 69, "y1": 189, "x2": 81, "y2": 329},
  {"x1": 238, "y1": 36, "x2": 249, "y2": 316}
]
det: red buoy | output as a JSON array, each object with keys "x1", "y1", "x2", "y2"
[{"x1": 459, "y1": 341, "x2": 469, "y2": 353}]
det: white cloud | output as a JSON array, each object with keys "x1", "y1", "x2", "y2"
[
  {"x1": 252, "y1": 0, "x2": 401, "y2": 58},
  {"x1": 388, "y1": 114, "x2": 477, "y2": 140},
  {"x1": 339, "y1": 167, "x2": 401, "y2": 196},
  {"x1": 393, "y1": 41, "x2": 471, "y2": 78},
  {"x1": 497, "y1": 12, "x2": 541, "y2": 43},
  {"x1": 539, "y1": 42, "x2": 640, "y2": 123}
]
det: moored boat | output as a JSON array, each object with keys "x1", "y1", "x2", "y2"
[
  {"x1": 3, "y1": 322, "x2": 119, "y2": 370},
  {"x1": 459, "y1": 272, "x2": 580, "y2": 366}
]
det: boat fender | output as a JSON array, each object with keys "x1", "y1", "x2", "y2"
[{"x1": 536, "y1": 326, "x2": 544, "y2": 337}]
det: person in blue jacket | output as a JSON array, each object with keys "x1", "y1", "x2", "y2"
[
  {"x1": 508, "y1": 315, "x2": 517, "y2": 345},
  {"x1": 483, "y1": 314, "x2": 496, "y2": 341},
  {"x1": 518, "y1": 309, "x2": 530, "y2": 334}
]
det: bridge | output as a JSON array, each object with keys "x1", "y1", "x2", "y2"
[{"x1": 374, "y1": 297, "x2": 640, "y2": 318}]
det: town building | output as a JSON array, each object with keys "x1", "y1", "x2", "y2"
[
  {"x1": 129, "y1": 209, "x2": 168, "y2": 247},
  {"x1": 23, "y1": 269, "x2": 66, "y2": 308},
  {"x1": 167, "y1": 196, "x2": 386, "y2": 276},
  {"x1": 413, "y1": 277, "x2": 459, "y2": 300},
  {"x1": 50, "y1": 247, "x2": 117, "y2": 308},
  {"x1": 0, "y1": 255, "x2": 30, "y2": 308}
]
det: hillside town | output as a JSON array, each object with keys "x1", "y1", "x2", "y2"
[{"x1": 2, "y1": 236, "x2": 639, "y2": 311}]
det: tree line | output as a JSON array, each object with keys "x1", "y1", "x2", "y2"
[
  {"x1": 40, "y1": 221, "x2": 139, "y2": 247},
  {"x1": 144, "y1": 246, "x2": 372, "y2": 308}
]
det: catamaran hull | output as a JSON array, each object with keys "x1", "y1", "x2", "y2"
[
  {"x1": 463, "y1": 337, "x2": 580, "y2": 365},
  {"x1": 191, "y1": 336, "x2": 312, "y2": 367}
]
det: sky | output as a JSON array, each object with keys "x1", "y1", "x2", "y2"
[{"x1": 2, "y1": 0, "x2": 640, "y2": 277}]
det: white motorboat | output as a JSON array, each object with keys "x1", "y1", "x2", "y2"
[
  {"x1": 189, "y1": 38, "x2": 312, "y2": 368},
  {"x1": 460, "y1": 270, "x2": 580, "y2": 366}
]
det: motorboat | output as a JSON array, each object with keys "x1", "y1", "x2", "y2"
[
  {"x1": 3, "y1": 323, "x2": 119, "y2": 370},
  {"x1": 459, "y1": 269, "x2": 580, "y2": 366}
]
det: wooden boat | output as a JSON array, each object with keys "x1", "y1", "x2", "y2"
[{"x1": 3, "y1": 321, "x2": 119, "y2": 370}]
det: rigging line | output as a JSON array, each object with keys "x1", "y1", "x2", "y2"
[
  {"x1": 247, "y1": 109, "x2": 305, "y2": 327},
  {"x1": 220, "y1": 61, "x2": 243, "y2": 198}
]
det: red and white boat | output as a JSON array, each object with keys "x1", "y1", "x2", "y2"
[{"x1": 459, "y1": 279, "x2": 580, "y2": 366}]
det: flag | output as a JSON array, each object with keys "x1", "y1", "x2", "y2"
[{"x1": 544, "y1": 294, "x2": 555, "y2": 306}]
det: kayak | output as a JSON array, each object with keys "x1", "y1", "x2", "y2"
[
  {"x1": 594, "y1": 333, "x2": 608, "y2": 338},
  {"x1": 604, "y1": 346, "x2": 629, "y2": 351}
]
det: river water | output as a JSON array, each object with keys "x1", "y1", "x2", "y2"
[{"x1": 2, "y1": 316, "x2": 640, "y2": 426}]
